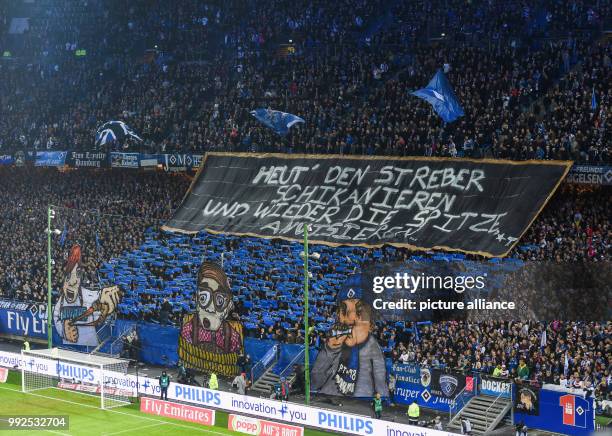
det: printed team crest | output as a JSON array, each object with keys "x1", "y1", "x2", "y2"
[
  {"x1": 346, "y1": 289, "x2": 355, "y2": 299},
  {"x1": 440, "y1": 375, "x2": 459, "y2": 397},
  {"x1": 420, "y1": 368, "x2": 431, "y2": 387}
]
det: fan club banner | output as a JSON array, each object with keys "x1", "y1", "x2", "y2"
[
  {"x1": 35, "y1": 151, "x2": 67, "y2": 167},
  {"x1": 164, "y1": 153, "x2": 571, "y2": 257},
  {"x1": 163, "y1": 153, "x2": 203, "y2": 172},
  {"x1": 66, "y1": 151, "x2": 108, "y2": 168},
  {"x1": 566, "y1": 165, "x2": 612, "y2": 185},
  {"x1": 391, "y1": 363, "x2": 474, "y2": 412},
  {"x1": 110, "y1": 152, "x2": 139, "y2": 168},
  {"x1": 514, "y1": 384, "x2": 540, "y2": 416},
  {"x1": 479, "y1": 375, "x2": 512, "y2": 398}
]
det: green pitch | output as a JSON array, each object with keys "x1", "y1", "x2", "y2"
[{"x1": 0, "y1": 371, "x2": 331, "y2": 436}]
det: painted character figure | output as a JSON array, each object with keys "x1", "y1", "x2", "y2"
[
  {"x1": 53, "y1": 245, "x2": 122, "y2": 346},
  {"x1": 178, "y1": 262, "x2": 243, "y2": 377},
  {"x1": 311, "y1": 275, "x2": 387, "y2": 397}
]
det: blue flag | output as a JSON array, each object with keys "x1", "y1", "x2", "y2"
[
  {"x1": 411, "y1": 70, "x2": 465, "y2": 123},
  {"x1": 591, "y1": 87, "x2": 597, "y2": 111},
  {"x1": 250, "y1": 108, "x2": 305, "y2": 136},
  {"x1": 59, "y1": 223, "x2": 67, "y2": 247}
]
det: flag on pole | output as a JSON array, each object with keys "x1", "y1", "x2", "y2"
[
  {"x1": 591, "y1": 87, "x2": 597, "y2": 111},
  {"x1": 250, "y1": 108, "x2": 305, "y2": 136},
  {"x1": 540, "y1": 325, "x2": 547, "y2": 348},
  {"x1": 564, "y1": 351, "x2": 569, "y2": 376}
]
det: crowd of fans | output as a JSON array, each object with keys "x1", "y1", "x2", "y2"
[
  {"x1": 0, "y1": 167, "x2": 608, "y2": 399},
  {"x1": 0, "y1": 0, "x2": 609, "y2": 406},
  {"x1": 385, "y1": 320, "x2": 611, "y2": 400},
  {"x1": 0, "y1": 0, "x2": 609, "y2": 163}
]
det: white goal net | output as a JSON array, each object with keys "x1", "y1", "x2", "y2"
[{"x1": 22, "y1": 348, "x2": 131, "y2": 409}]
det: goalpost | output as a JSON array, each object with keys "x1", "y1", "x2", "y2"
[{"x1": 22, "y1": 348, "x2": 132, "y2": 409}]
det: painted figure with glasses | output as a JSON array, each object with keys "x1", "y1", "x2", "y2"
[{"x1": 178, "y1": 262, "x2": 243, "y2": 376}]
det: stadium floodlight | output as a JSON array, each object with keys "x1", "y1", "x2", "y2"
[
  {"x1": 47, "y1": 206, "x2": 52, "y2": 349},
  {"x1": 303, "y1": 223, "x2": 310, "y2": 405},
  {"x1": 46, "y1": 206, "x2": 61, "y2": 349}
]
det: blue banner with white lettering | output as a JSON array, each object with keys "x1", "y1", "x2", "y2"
[
  {"x1": 0, "y1": 301, "x2": 47, "y2": 339},
  {"x1": 514, "y1": 387, "x2": 594, "y2": 436},
  {"x1": 0, "y1": 155, "x2": 14, "y2": 165},
  {"x1": 479, "y1": 374, "x2": 512, "y2": 398},
  {"x1": 35, "y1": 151, "x2": 67, "y2": 167},
  {"x1": 392, "y1": 363, "x2": 475, "y2": 412}
]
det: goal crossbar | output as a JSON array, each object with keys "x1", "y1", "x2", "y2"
[{"x1": 22, "y1": 348, "x2": 131, "y2": 409}]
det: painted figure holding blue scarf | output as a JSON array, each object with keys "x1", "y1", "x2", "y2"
[{"x1": 311, "y1": 275, "x2": 387, "y2": 398}]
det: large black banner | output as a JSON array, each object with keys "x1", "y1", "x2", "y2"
[{"x1": 163, "y1": 153, "x2": 571, "y2": 257}]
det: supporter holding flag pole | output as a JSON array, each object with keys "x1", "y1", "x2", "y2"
[
  {"x1": 413, "y1": 323, "x2": 420, "y2": 343},
  {"x1": 411, "y1": 69, "x2": 465, "y2": 123},
  {"x1": 59, "y1": 222, "x2": 67, "y2": 247},
  {"x1": 250, "y1": 108, "x2": 304, "y2": 136}
]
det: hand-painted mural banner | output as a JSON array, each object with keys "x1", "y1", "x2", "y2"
[{"x1": 163, "y1": 153, "x2": 571, "y2": 257}]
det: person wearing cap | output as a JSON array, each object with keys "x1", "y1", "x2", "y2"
[
  {"x1": 500, "y1": 364, "x2": 509, "y2": 378},
  {"x1": 311, "y1": 275, "x2": 387, "y2": 398}
]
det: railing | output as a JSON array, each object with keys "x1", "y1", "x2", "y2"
[
  {"x1": 448, "y1": 385, "x2": 468, "y2": 422},
  {"x1": 250, "y1": 345, "x2": 278, "y2": 383},
  {"x1": 484, "y1": 390, "x2": 505, "y2": 430},
  {"x1": 278, "y1": 346, "x2": 305, "y2": 382}
]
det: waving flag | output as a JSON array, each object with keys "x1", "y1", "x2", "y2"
[
  {"x1": 95, "y1": 121, "x2": 143, "y2": 148},
  {"x1": 250, "y1": 108, "x2": 304, "y2": 136},
  {"x1": 411, "y1": 70, "x2": 465, "y2": 123},
  {"x1": 591, "y1": 87, "x2": 597, "y2": 111}
]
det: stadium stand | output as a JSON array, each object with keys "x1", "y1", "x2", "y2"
[
  {"x1": 0, "y1": 0, "x2": 609, "y2": 420},
  {"x1": 0, "y1": 0, "x2": 609, "y2": 162}
]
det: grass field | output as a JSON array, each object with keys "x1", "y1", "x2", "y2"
[{"x1": 0, "y1": 371, "x2": 330, "y2": 436}]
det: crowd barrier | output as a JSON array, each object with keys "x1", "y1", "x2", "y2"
[
  {"x1": 0, "y1": 302, "x2": 599, "y2": 435},
  {"x1": 0, "y1": 349, "x2": 460, "y2": 436}
]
